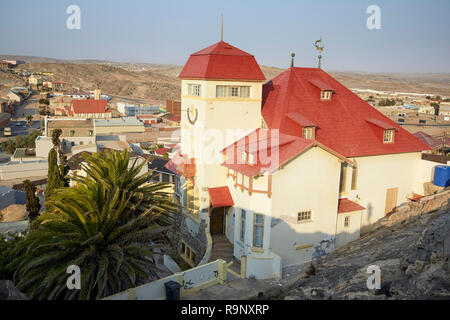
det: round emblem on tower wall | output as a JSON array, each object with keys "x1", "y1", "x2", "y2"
[{"x1": 187, "y1": 105, "x2": 198, "y2": 125}]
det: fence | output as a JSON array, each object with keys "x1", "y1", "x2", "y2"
[
  {"x1": 421, "y1": 153, "x2": 450, "y2": 164},
  {"x1": 104, "y1": 259, "x2": 227, "y2": 300}
]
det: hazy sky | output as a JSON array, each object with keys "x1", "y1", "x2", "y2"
[{"x1": 0, "y1": 0, "x2": 449, "y2": 73}]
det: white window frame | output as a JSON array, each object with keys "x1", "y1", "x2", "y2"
[
  {"x1": 344, "y1": 216, "x2": 350, "y2": 228},
  {"x1": 253, "y1": 213, "x2": 264, "y2": 248},
  {"x1": 240, "y1": 210, "x2": 246, "y2": 242},
  {"x1": 216, "y1": 85, "x2": 251, "y2": 98},
  {"x1": 187, "y1": 83, "x2": 201, "y2": 96},
  {"x1": 302, "y1": 127, "x2": 315, "y2": 139},
  {"x1": 321, "y1": 90, "x2": 332, "y2": 100},
  {"x1": 383, "y1": 129, "x2": 394, "y2": 143},
  {"x1": 297, "y1": 210, "x2": 312, "y2": 223}
]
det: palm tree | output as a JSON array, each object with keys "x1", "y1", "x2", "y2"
[
  {"x1": 75, "y1": 150, "x2": 177, "y2": 224},
  {"x1": 10, "y1": 149, "x2": 178, "y2": 299},
  {"x1": 26, "y1": 115, "x2": 33, "y2": 127}
]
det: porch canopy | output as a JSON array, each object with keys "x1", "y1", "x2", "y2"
[
  {"x1": 208, "y1": 186, "x2": 234, "y2": 208},
  {"x1": 338, "y1": 198, "x2": 365, "y2": 214}
]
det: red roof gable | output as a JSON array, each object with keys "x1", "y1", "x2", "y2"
[
  {"x1": 338, "y1": 198, "x2": 365, "y2": 214},
  {"x1": 72, "y1": 99, "x2": 109, "y2": 114},
  {"x1": 179, "y1": 41, "x2": 265, "y2": 81},
  {"x1": 165, "y1": 150, "x2": 196, "y2": 178},
  {"x1": 261, "y1": 68, "x2": 431, "y2": 157},
  {"x1": 221, "y1": 128, "x2": 351, "y2": 177},
  {"x1": 208, "y1": 186, "x2": 234, "y2": 208}
]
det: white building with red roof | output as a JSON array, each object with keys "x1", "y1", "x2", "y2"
[
  {"x1": 168, "y1": 40, "x2": 434, "y2": 278},
  {"x1": 70, "y1": 99, "x2": 112, "y2": 118}
]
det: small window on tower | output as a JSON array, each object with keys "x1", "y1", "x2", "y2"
[
  {"x1": 187, "y1": 84, "x2": 201, "y2": 96},
  {"x1": 216, "y1": 85, "x2": 226, "y2": 97},
  {"x1": 240, "y1": 86, "x2": 250, "y2": 98},
  {"x1": 230, "y1": 87, "x2": 239, "y2": 97},
  {"x1": 383, "y1": 129, "x2": 395, "y2": 143},
  {"x1": 321, "y1": 90, "x2": 332, "y2": 100}
]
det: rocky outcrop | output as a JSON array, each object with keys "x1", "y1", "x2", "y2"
[
  {"x1": 0, "y1": 280, "x2": 29, "y2": 300},
  {"x1": 282, "y1": 190, "x2": 450, "y2": 300}
]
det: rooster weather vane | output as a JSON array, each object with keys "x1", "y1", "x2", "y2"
[{"x1": 314, "y1": 38, "x2": 324, "y2": 69}]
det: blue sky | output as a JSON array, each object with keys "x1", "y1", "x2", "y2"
[{"x1": 0, "y1": 0, "x2": 449, "y2": 73}]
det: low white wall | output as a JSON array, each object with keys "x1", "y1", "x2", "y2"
[
  {"x1": 245, "y1": 250, "x2": 282, "y2": 280},
  {"x1": 414, "y1": 159, "x2": 439, "y2": 194},
  {"x1": 104, "y1": 259, "x2": 225, "y2": 300}
]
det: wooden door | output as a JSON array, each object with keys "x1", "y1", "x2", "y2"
[
  {"x1": 385, "y1": 187, "x2": 398, "y2": 215},
  {"x1": 210, "y1": 207, "x2": 225, "y2": 235}
]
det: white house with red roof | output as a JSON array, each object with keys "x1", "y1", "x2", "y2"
[
  {"x1": 70, "y1": 99, "x2": 112, "y2": 118},
  {"x1": 168, "y1": 40, "x2": 433, "y2": 278}
]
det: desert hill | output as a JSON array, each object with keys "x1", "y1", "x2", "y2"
[{"x1": 1, "y1": 55, "x2": 449, "y2": 100}]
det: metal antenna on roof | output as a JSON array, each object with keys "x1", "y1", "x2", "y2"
[
  {"x1": 290, "y1": 53, "x2": 295, "y2": 68},
  {"x1": 314, "y1": 37, "x2": 324, "y2": 69},
  {"x1": 220, "y1": 14, "x2": 223, "y2": 41}
]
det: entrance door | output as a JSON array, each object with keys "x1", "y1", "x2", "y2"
[
  {"x1": 385, "y1": 187, "x2": 398, "y2": 215},
  {"x1": 210, "y1": 207, "x2": 225, "y2": 235}
]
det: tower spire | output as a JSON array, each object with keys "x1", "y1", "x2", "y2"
[
  {"x1": 220, "y1": 14, "x2": 223, "y2": 41},
  {"x1": 290, "y1": 53, "x2": 295, "y2": 68}
]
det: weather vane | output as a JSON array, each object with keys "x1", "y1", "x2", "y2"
[{"x1": 314, "y1": 37, "x2": 324, "y2": 69}]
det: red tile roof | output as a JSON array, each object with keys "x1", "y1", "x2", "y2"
[
  {"x1": 179, "y1": 41, "x2": 265, "y2": 81},
  {"x1": 208, "y1": 186, "x2": 234, "y2": 208},
  {"x1": 413, "y1": 131, "x2": 442, "y2": 149},
  {"x1": 167, "y1": 115, "x2": 181, "y2": 122},
  {"x1": 286, "y1": 112, "x2": 317, "y2": 127},
  {"x1": 408, "y1": 193, "x2": 424, "y2": 202},
  {"x1": 261, "y1": 68, "x2": 431, "y2": 157},
  {"x1": 221, "y1": 128, "x2": 351, "y2": 177},
  {"x1": 366, "y1": 118, "x2": 396, "y2": 130},
  {"x1": 155, "y1": 147, "x2": 170, "y2": 155},
  {"x1": 72, "y1": 99, "x2": 110, "y2": 114},
  {"x1": 165, "y1": 150, "x2": 196, "y2": 178},
  {"x1": 338, "y1": 198, "x2": 365, "y2": 214},
  {"x1": 309, "y1": 79, "x2": 334, "y2": 91}
]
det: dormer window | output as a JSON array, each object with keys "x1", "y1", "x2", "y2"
[
  {"x1": 383, "y1": 129, "x2": 395, "y2": 143},
  {"x1": 321, "y1": 90, "x2": 333, "y2": 100},
  {"x1": 302, "y1": 127, "x2": 315, "y2": 139}
]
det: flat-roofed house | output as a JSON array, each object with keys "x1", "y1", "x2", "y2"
[
  {"x1": 94, "y1": 117, "x2": 145, "y2": 134},
  {"x1": 36, "y1": 118, "x2": 96, "y2": 158}
]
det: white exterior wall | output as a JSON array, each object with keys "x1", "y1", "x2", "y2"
[
  {"x1": 349, "y1": 152, "x2": 423, "y2": 226},
  {"x1": 226, "y1": 172, "x2": 273, "y2": 260},
  {"x1": 335, "y1": 211, "x2": 362, "y2": 248},
  {"x1": 269, "y1": 147, "x2": 341, "y2": 267},
  {"x1": 35, "y1": 136, "x2": 54, "y2": 158},
  {"x1": 180, "y1": 79, "x2": 263, "y2": 226}
]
